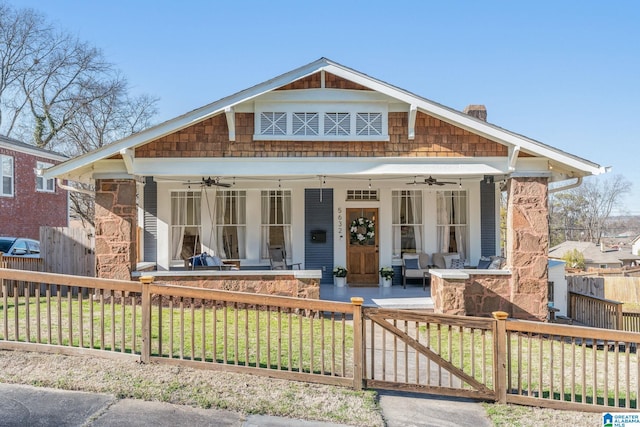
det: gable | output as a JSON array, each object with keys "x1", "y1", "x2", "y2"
[{"x1": 43, "y1": 58, "x2": 604, "y2": 182}]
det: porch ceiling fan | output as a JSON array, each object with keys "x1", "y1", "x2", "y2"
[
  {"x1": 183, "y1": 177, "x2": 232, "y2": 188},
  {"x1": 407, "y1": 176, "x2": 457, "y2": 186}
]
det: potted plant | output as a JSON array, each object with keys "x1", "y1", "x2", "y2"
[
  {"x1": 379, "y1": 266, "x2": 394, "y2": 287},
  {"x1": 333, "y1": 266, "x2": 348, "y2": 287}
]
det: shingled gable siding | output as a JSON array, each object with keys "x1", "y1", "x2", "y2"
[
  {"x1": 135, "y1": 111, "x2": 507, "y2": 158},
  {"x1": 95, "y1": 179, "x2": 137, "y2": 280},
  {"x1": 0, "y1": 147, "x2": 67, "y2": 240},
  {"x1": 275, "y1": 72, "x2": 373, "y2": 91},
  {"x1": 305, "y1": 189, "x2": 333, "y2": 285}
]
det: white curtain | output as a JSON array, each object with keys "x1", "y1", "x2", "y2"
[
  {"x1": 453, "y1": 192, "x2": 466, "y2": 261},
  {"x1": 216, "y1": 192, "x2": 228, "y2": 258},
  {"x1": 171, "y1": 194, "x2": 186, "y2": 260},
  {"x1": 205, "y1": 188, "x2": 217, "y2": 256},
  {"x1": 282, "y1": 192, "x2": 292, "y2": 257},
  {"x1": 437, "y1": 192, "x2": 450, "y2": 253},
  {"x1": 410, "y1": 193, "x2": 423, "y2": 252},
  {"x1": 236, "y1": 193, "x2": 246, "y2": 258},
  {"x1": 392, "y1": 194, "x2": 401, "y2": 256},
  {"x1": 261, "y1": 192, "x2": 270, "y2": 258}
]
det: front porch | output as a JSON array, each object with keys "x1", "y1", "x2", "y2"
[{"x1": 320, "y1": 282, "x2": 434, "y2": 309}]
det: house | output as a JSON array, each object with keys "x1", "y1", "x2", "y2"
[
  {"x1": 632, "y1": 235, "x2": 640, "y2": 258},
  {"x1": 0, "y1": 135, "x2": 68, "y2": 240},
  {"x1": 44, "y1": 58, "x2": 606, "y2": 320},
  {"x1": 549, "y1": 240, "x2": 640, "y2": 270}
]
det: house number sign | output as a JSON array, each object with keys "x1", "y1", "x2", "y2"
[{"x1": 337, "y1": 207, "x2": 343, "y2": 239}]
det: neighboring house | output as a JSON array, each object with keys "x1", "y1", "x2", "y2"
[
  {"x1": 0, "y1": 135, "x2": 68, "y2": 240},
  {"x1": 632, "y1": 235, "x2": 640, "y2": 257},
  {"x1": 45, "y1": 57, "x2": 606, "y2": 319},
  {"x1": 549, "y1": 240, "x2": 640, "y2": 270}
]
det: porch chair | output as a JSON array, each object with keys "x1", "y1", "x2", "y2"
[
  {"x1": 401, "y1": 252, "x2": 431, "y2": 290},
  {"x1": 268, "y1": 245, "x2": 301, "y2": 270}
]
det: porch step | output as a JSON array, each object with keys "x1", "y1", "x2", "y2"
[{"x1": 372, "y1": 297, "x2": 434, "y2": 310}]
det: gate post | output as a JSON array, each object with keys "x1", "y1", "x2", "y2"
[
  {"x1": 492, "y1": 311, "x2": 508, "y2": 403},
  {"x1": 351, "y1": 297, "x2": 364, "y2": 390},
  {"x1": 140, "y1": 276, "x2": 153, "y2": 364}
]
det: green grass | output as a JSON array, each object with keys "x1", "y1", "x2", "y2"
[{"x1": 0, "y1": 294, "x2": 354, "y2": 375}]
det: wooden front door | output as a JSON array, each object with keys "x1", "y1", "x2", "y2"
[{"x1": 346, "y1": 208, "x2": 379, "y2": 285}]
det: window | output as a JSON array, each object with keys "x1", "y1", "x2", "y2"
[
  {"x1": 356, "y1": 113, "x2": 383, "y2": 136},
  {"x1": 436, "y1": 190, "x2": 468, "y2": 261},
  {"x1": 346, "y1": 189, "x2": 378, "y2": 201},
  {"x1": 170, "y1": 191, "x2": 201, "y2": 261},
  {"x1": 324, "y1": 112, "x2": 350, "y2": 136},
  {"x1": 36, "y1": 161, "x2": 55, "y2": 192},
  {"x1": 260, "y1": 112, "x2": 286, "y2": 136},
  {"x1": 214, "y1": 191, "x2": 246, "y2": 259},
  {"x1": 1, "y1": 155, "x2": 13, "y2": 197},
  {"x1": 255, "y1": 104, "x2": 388, "y2": 141},
  {"x1": 392, "y1": 190, "x2": 423, "y2": 258},
  {"x1": 292, "y1": 112, "x2": 319, "y2": 136},
  {"x1": 261, "y1": 190, "x2": 292, "y2": 259}
]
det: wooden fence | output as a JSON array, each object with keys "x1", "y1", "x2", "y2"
[
  {"x1": 569, "y1": 291, "x2": 623, "y2": 330},
  {"x1": 0, "y1": 268, "x2": 360, "y2": 389},
  {"x1": 40, "y1": 227, "x2": 95, "y2": 276},
  {"x1": 2, "y1": 267, "x2": 640, "y2": 412}
]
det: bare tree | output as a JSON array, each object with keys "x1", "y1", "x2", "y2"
[
  {"x1": 578, "y1": 175, "x2": 632, "y2": 244},
  {"x1": 0, "y1": 2, "x2": 159, "y2": 226},
  {"x1": 0, "y1": 4, "x2": 47, "y2": 133},
  {"x1": 549, "y1": 175, "x2": 632, "y2": 245}
]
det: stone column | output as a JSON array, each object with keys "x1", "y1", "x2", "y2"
[
  {"x1": 506, "y1": 176, "x2": 549, "y2": 320},
  {"x1": 95, "y1": 179, "x2": 137, "y2": 280}
]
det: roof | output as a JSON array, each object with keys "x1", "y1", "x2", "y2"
[
  {"x1": 549, "y1": 241, "x2": 640, "y2": 265},
  {"x1": 0, "y1": 134, "x2": 68, "y2": 162},
  {"x1": 44, "y1": 57, "x2": 606, "y2": 181}
]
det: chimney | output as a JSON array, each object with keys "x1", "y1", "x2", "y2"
[{"x1": 463, "y1": 104, "x2": 487, "y2": 122}]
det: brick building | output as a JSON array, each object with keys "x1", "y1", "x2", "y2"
[
  {"x1": 0, "y1": 135, "x2": 68, "y2": 240},
  {"x1": 46, "y1": 58, "x2": 606, "y2": 320}
]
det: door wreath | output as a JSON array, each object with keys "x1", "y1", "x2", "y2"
[{"x1": 350, "y1": 217, "x2": 375, "y2": 244}]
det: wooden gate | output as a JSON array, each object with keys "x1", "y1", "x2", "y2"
[
  {"x1": 362, "y1": 307, "x2": 498, "y2": 400},
  {"x1": 40, "y1": 227, "x2": 95, "y2": 276}
]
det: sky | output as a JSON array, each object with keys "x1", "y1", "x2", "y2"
[{"x1": 7, "y1": 0, "x2": 640, "y2": 214}]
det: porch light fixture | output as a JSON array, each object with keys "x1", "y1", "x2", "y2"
[
  {"x1": 459, "y1": 178, "x2": 462, "y2": 188},
  {"x1": 368, "y1": 179, "x2": 371, "y2": 189}
]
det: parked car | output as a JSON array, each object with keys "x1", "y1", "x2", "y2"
[{"x1": 0, "y1": 237, "x2": 41, "y2": 257}]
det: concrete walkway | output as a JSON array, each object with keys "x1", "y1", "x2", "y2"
[{"x1": 0, "y1": 383, "x2": 492, "y2": 427}]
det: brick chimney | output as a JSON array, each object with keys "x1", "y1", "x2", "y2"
[{"x1": 463, "y1": 104, "x2": 487, "y2": 122}]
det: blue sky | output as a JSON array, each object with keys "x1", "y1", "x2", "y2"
[{"x1": 9, "y1": 0, "x2": 640, "y2": 214}]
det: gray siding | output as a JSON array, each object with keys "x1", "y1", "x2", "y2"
[
  {"x1": 305, "y1": 189, "x2": 334, "y2": 284},
  {"x1": 143, "y1": 177, "x2": 158, "y2": 263},
  {"x1": 480, "y1": 177, "x2": 496, "y2": 257}
]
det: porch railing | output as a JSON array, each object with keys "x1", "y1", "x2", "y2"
[{"x1": 569, "y1": 291, "x2": 623, "y2": 330}]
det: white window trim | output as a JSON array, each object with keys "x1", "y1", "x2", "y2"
[
  {"x1": 254, "y1": 102, "x2": 389, "y2": 141},
  {"x1": 36, "y1": 161, "x2": 55, "y2": 193},
  {"x1": 1, "y1": 154, "x2": 14, "y2": 197}
]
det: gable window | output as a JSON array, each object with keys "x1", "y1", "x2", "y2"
[
  {"x1": 292, "y1": 112, "x2": 319, "y2": 135},
  {"x1": 214, "y1": 190, "x2": 246, "y2": 259},
  {"x1": 392, "y1": 190, "x2": 423, "y2": 258},
  {"x1": 436, "y1": 190, "x2": 468, "y2": 262},
  {"x1": 260, "y1": 112, "x2": 286, "y2": 135},
  {"x1": 356, "y1": 113, "x2": 383, "y2": 136},
  {"x1": 324, "y1": 112, "x2": 350, "y2": 136},
  {"x1": 254, "y1": 102, "x2": 389, "y2": 141},
  {"x1": 171, "y1": 191, "x2": 201, "y2": 262},
  {"x1": 261, "y1": 190, "x2": 292, "y2": 260},
  {"x1": 36, "y1": 161, "x2": 55, "y2": 192},
  {"x1": 1, "y1": 155, "x2": 13, "y2": 197}
]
